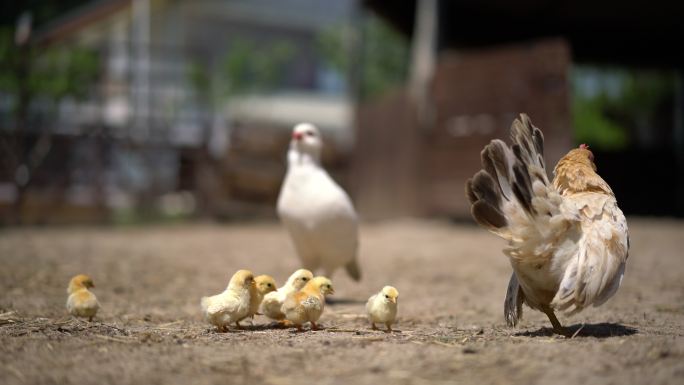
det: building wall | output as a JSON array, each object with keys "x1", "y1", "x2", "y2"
[{"x1": 352, "y1": 38, "x2": 572, "y2": 220}]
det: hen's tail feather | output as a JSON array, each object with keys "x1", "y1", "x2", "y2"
[
  {"x1": 466, "y1": 134, "x2": 524, "y2": 231},
  {"x1": 512, "y1": 163, "x2": 535, "y2": 215},
  {"x1": 466, "y1": 113, "x2": 555, "y2": 237},
  {"x1": 511, "y1": 114, "x2": 546, "y2": 171},
  {"x1": 468, "y1": 170, "x2": 502, "y2": 209},
  {"x1": 465, "y1": 171, "x2": 507, "y2": 229},
  {"x1": 482, "y1": 140, "x2": 514, "y2": 200},
  {"x1": 504, "y1": 272, "x2": 525, "y2": 326},
  {"x1": 471, "y1": 200, "x2": 507, "y2": 229}
]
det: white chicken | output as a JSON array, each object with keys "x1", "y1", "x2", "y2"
[
  {"x1": 277, "y1": 123, "x2": 361, "y2": 281},
  {"x1": 465, "y1": 114, "x2": 629, "y2": 335}
]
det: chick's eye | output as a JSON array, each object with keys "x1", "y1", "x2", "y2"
[
  {"x1": 385, "y1": 295, "x2": 389, "y2": 299},
  {"x1": 306, "y1": 131, "x2": 314, "y2": 137}
]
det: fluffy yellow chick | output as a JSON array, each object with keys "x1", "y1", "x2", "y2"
[
  {"x1": 261, "y1": 269, "x2": 313, "y2": 321},
  {"x1": 241, "y1": 274, "x2": 277, "y2": 321},
  {"x1": 281, "y1": 276, "x2": 334, "y2": 331},
  {"x1": 366, "y1": 286, "x2": 399, "y2": 332},
  {"x1": 66, "y1": 274, "x2": 100, "y2": 321},
  {"x1": 200, "y1": 269, "x2": 256, "y2": 332}
]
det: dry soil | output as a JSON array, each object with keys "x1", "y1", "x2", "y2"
[{"x1": 1, "y1": 218, "x2": 683, "y2": 385}]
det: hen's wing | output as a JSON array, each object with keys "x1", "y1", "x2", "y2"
[{"x1": 551, "y1": 193, "x2": 629, "y2": 314}]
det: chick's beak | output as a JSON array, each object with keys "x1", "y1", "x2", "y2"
[
  {"x1": 292, "y1": 132, "x2": 303, "y2": 141},
  {"x1": 390, "y1": 297, "x2": 396, "y2": 304},
  {"x1": 328, "y1": 287, "x2": 335, "y2": 295}
]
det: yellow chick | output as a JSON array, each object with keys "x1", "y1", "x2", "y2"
[
  {"x1": 281, "y1": 276, "x2": 334, "y2": 331},
  {"x1": 261, "y1": 269, "x2": 313, "y2": 321},
  {"x1": 200, "y1": 269, "x2": 256, "y2": 332},
  {"x1": 366, "y1": 286, "x2": 399, "y2": 332},
  {"x1": 242, "y1": 274, "x2": 277, "y2": 321},
  {"x1": 66, "y1": 274, "x2": 100, "y2": 321}
]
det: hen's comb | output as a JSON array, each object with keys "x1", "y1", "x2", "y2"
[{"x1": 579, "y1": 143, "x2": 590, "y2": 150}]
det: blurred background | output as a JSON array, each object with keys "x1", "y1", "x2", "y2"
[{"x1": 0, "y1": 0, "x2": 682, "y2": 226}]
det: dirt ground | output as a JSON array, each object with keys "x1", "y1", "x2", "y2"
[{"x1": 1, "y1": 218, "x2": 683, "y2": 385}]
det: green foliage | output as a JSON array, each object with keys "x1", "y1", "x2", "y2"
[
  {"x1": 317, "y1": 14, "x2": 409, "y2": 101},
  {"x1": 572, "y1": 67, "x2": 675, "y2": 150},
  {"x1": 0, "y1": 29, "x2": 16, "y2": 90},
  {"x1": 187, "y1": 61, "x2": 210, "y2": 100},
  {"x1": 360, "y1": 16, "x2": 409, "y2": 100},
  {"x1": 573, "y1": 96, "x2": 628, "y2": 150},
  {"x1": 316, "y1": 25, "x2": 350, "y2": 77},
  {"x1": 29, "y1": 45, "x2": 99, "y2": 100},
  {"x1": 187, "y1": 38, "x2": 294, "y2": 105},
  {"x1": 221, "y1": 38, "x2": 294, "y2": 96},
  {"x1": 0, "y1": 27, "x2": 99, "y2": 104}
]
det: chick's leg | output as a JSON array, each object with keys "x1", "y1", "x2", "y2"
[
  {"x1": 310, "y1": 321, "x2": 318, "y2": 331},
  {"x1": 371, "y1": 323, "x2": 377, "y2": 330},
  {"x1": 385, "y1": 323, "x2": 392, "y2": 333}
]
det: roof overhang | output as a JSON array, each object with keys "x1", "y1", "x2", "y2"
[{"x1": 364, "y1": 0, "x2": 684, "y2": 68}]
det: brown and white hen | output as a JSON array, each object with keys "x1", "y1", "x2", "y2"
[{"x1": 466, "y1": 114, "x2": 629, "y2": 336}]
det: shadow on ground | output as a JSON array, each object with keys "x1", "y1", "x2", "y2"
[
  {"x1": 326, "y1": 297, "x2": 366, "y2": 305},
  {"x1": 515, "y1": 323, "x2": 638, "y2": 338}
]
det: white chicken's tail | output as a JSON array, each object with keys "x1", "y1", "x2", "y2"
[{"x1": 345, "y1": 258, "x2": 361, "y2": 281}]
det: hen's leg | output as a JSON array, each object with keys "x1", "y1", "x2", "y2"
[{"x1": 542, "y1": 307, "x2": 570, "y2": 337}]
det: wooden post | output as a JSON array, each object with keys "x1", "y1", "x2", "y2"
[{"x1": 409, "y1": 0, "x2": 438, "y2": 130}]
